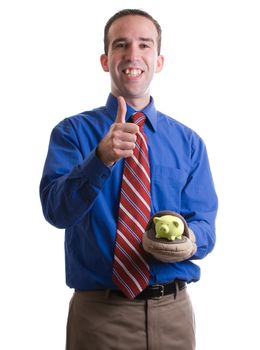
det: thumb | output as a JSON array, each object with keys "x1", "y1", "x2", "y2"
[{"x1": 115, "y1": 96, "x2": 126, "y2": 124}]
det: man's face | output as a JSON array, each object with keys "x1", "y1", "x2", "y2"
[{"x1": 101, "y1": 15, "x2": 164, "y2": 107}]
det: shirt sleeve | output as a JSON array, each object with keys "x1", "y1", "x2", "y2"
[
  {"x1": 39, "y1": 118, "x2": 112, "y2": 228},
  {"x1": 181, "y1": 133, "x2": 218, "y2": 259}
]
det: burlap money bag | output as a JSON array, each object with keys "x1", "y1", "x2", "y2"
[{"x1": 142, "y1": 211, "x2": 197, "y2": 263}]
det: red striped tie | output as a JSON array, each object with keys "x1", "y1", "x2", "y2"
[{"x1": 112, "y1": 112, "x2": 151, "y2": 299}]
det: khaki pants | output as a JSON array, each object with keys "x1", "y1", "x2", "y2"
[{"x1": 66, "y1": 287, "x2": 195, "y2": 350}]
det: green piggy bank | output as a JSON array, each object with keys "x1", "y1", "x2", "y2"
[{"x1": 153, "y1": 215, "x2": 184, "y2": 241}]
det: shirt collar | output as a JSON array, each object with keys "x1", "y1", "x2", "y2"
[{"x1": 105, "y1": 93, "x2": 157, "y2": 132}]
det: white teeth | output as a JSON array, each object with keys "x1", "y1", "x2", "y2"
[{"x1": 124, "y1": 68, "x2": 142, "y2": 76}]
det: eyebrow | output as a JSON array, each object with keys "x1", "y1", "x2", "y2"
[
  {"x1": 111, "y1": 37, "x2": 155, "y2": 47},
  {"x1": 139, "y1": 37, "x2": 154, "y2": 44}
]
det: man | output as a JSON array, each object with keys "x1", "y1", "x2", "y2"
[{"x1": 40, "y1": 9, "x2": 218, "y2": 350}]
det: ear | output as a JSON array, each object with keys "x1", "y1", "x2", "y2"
[
  {"x1": 153, "y1": 217, "x2": 161, "y2": 224},
  {"x1": 100, "y1": 54, "x2": 109, "y2": 72},
  {"x1": 155, "y1": 55, "x2": 164, "y2": 73}
]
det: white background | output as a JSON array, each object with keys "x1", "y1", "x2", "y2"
[{"x1": 1, "y1": 0, "x2": 260, "y2": 349}]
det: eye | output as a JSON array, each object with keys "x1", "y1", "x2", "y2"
[
  {"x1": 113, "y1": 42, "x2": 128, "y2": 49},
  {"x1": 140, "y1": 43, "x2": 150, "y2": 49}
]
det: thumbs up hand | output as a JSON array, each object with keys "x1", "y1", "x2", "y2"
[{"x1": 96, "y1": 96, "x2": 139, "y2": 166}]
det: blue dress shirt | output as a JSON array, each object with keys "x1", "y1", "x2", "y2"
[{"x1": 40, "y1": 94, "x2": 218, "y2": 290}]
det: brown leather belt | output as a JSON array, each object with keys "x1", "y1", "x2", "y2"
[{"x1": 110, "y1": 280, "x2": 186, "y2": 300}]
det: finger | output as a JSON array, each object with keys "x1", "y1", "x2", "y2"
[
  {"x1": 120, "y1": 131, "x2": 137, "y2": 143},
  {"x1": 115, "y1": 96, "x2": 126, "y2": 124},
  {"x1": 115, "y1": 140, "x2": 136, "y2": 152},
  {"x1": 111, "y1": 124, "x2": 139, "y2": 142}
]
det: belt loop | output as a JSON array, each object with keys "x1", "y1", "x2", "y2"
[
  {"x1": 105, "y1": 289, "x2": 111, "y2": 299},
  {"x1": 174, "y1": 280, "x2": 179, "y2": 299}
]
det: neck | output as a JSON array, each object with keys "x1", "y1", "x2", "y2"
[
  {"x1": 111, "y1": 92, "x2": 151, "y2": 110},
  {"x1": 125, "y1": 96, "x2": 150, "y2": 110}
]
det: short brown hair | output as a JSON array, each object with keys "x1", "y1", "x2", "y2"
[{"x1": 104, "y1": 9, "x2": 162, "y2": 55}]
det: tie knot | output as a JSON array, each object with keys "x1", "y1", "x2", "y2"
[{"x1": 132, "y1": 112, "x2": 146, "y2": 127}]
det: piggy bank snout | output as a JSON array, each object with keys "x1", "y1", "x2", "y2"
[{"x1": 159, "y1": 224, "x2": 169, "y2": 234}]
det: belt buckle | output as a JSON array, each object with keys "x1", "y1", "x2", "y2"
[{"x1": 151, "y1": 284, "x2": 165, "y2": 299}]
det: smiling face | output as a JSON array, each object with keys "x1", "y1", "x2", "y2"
[{"x1": 100, "y1": 15, "x2": 164, "y2": 109}]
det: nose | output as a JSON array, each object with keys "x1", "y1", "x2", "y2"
[
  {"x1": 160, "y1": 225, "x2": 169, "y2": 234},
  {"x1": 124, "y1": 43, "x2": 140, "y2": 61}
]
